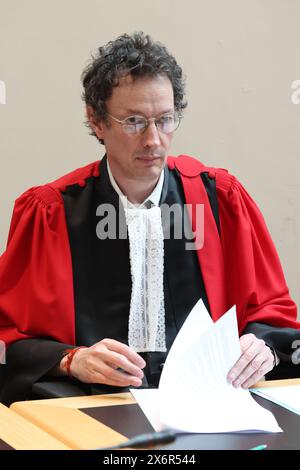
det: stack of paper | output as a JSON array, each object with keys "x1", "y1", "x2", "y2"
[
  {"x1": 131, "y1": 300, "x2": 282, "y2": 433},
  {"x1": 251, "y1": 384, "x2": 300, "y2": 415}
]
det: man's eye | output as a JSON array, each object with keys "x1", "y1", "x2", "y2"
[
  {"x1": 159, "y1": 115, "x2": 174, "y2": 124},
  {"x1": 125, "y1": 116, "x2": 144, "y2": 125}
]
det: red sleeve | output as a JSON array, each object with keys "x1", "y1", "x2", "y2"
[
  {"x1": 217, "y1": 172, "x2": 299, "y2": 333},
  {"x1": 0, "y1": 185, "x2": 75, "y2": 347}
]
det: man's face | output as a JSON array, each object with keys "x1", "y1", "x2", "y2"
[{"x1": 90, "y1": 74, "x2": 175, "y2": 184}]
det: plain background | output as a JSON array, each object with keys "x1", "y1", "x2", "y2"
[{"x1": 0, "y1": 0, "x2": 299, "y2": 313}]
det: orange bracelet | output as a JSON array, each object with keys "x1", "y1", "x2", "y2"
[{"x1": 63, "y1": 346, "x2": 86, "y2": 377}]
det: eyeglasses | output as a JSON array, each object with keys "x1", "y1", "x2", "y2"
[{"x1": 106, "y1": 112, "x2": 182, "y2": 135}]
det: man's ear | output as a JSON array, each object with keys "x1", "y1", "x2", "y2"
[{"x1": 86, "y1": 105, "x2": 105, "y2": 140}]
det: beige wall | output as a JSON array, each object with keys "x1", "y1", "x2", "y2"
[{"x1": 0, "y1": 0, "x2": 299, "y2": 312}]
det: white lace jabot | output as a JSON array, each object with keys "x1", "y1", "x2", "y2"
[{"x1": 107, "y1": 160, "x2": 166, "y2": 352}]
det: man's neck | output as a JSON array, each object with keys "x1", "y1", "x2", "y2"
[
  {"x1": 115, "y1": 176, "x2": 159, "y2": 205},
  {"x1": 106, "y1": 159, "x2": 163, "y2": 205}
]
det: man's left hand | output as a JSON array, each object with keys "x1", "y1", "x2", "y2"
[{"x1": 227, "y1": 333, "x2": 274, "y2": 388}]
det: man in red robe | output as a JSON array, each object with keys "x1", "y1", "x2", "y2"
[{"x1": 0, "y1": 32, "x2": 299, "y2": 405}]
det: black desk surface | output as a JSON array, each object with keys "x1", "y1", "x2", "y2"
[
  {"x1": 81, "y1": 393, "x2": 300, "y2": 450},
  {"x1": 0, "y1": 438, "x2": 14, "y2": 450},
  {"x1": 163, "y1": 394, "x2": 300, "y2": 450}
]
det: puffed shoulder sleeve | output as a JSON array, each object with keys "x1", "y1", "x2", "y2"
[
  {"x1": 217, "y1": 174, "x2": 299, "y2": 332},
  {"x1": 0, "y1": 185, "x2": 75, "y2": 346}
]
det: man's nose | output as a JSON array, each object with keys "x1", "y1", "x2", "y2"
[{"x1": 141, "y1": 121, "x2": 161, "y2": 148}]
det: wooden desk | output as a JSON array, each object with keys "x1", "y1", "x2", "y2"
[
  {"x1": 10, "y1": 379, "x2": 300, "y2": 450},
  {"x1": 11, "y1": 392, "x2": 135, "y2": 449},
  {"x1": 0, "y1": 403, "x2": 69, "y2": 449}
]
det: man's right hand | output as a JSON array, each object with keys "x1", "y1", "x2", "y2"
[{"x1": 59, "y1": 338, "x2": 146, "y2": 387}]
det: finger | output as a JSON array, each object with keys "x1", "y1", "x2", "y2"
[
  {"x1": 70, "y1": 347, "x2": 143, "y2": 384},
  {"x1": 96, "y1": 360, "x2": 143, "y2": 384},
  {"x1": 92, "y1": 367, "x2": 143, "y2": 387},
  {"x1": 227, "y1": 338, "x2": 265, "y2": 383},
  {"x1": 238, "y1": 357, "x2": 273, "y2": 389},
  {"x1": 78, "y1": 357, "x2": 143, "y2": 387},
  {"x1": 94, "y1": 348, "x2": 144, "y2": 378},
  {"x1": 232, "y1": 351, "x2": 266, "y2": 388},
  {"x1": 100, "y1": 339, "x2": 146, "y2": 368}
]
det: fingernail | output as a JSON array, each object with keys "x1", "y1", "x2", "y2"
[
  {"x1": 138, "y1": 358, "x2": 146, "y2": 368},
  {"x1": 132, "y1": 378, "x2": 142, "y2": 387}
]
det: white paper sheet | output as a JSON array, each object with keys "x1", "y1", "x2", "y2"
[
  {"x1": 131, "y1": 299, "x2": 282, "y2": 433},
  {"x1": 251, "y1": 385, "x2": 300, "y2": 415}
]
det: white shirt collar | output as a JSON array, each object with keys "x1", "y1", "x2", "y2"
[{"x1": 106, "y1": 158, "x2": 164, "y2": 208}]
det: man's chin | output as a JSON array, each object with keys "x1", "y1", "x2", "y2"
[{"x1": 135, "y1": 159, "x2": 164, "y2": 178}]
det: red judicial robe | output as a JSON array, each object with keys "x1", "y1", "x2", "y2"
[{"x1": 0, "y1": 155, "x2": 298, "y2": 350}]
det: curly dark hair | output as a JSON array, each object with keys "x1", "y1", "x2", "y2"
[{"x1": 81, "y1": 32, "x2": 187, "y2": 142}]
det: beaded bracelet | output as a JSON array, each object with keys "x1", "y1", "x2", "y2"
[{"x1": 63, "y1": 346, "x2": 86, "y2": 377}]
